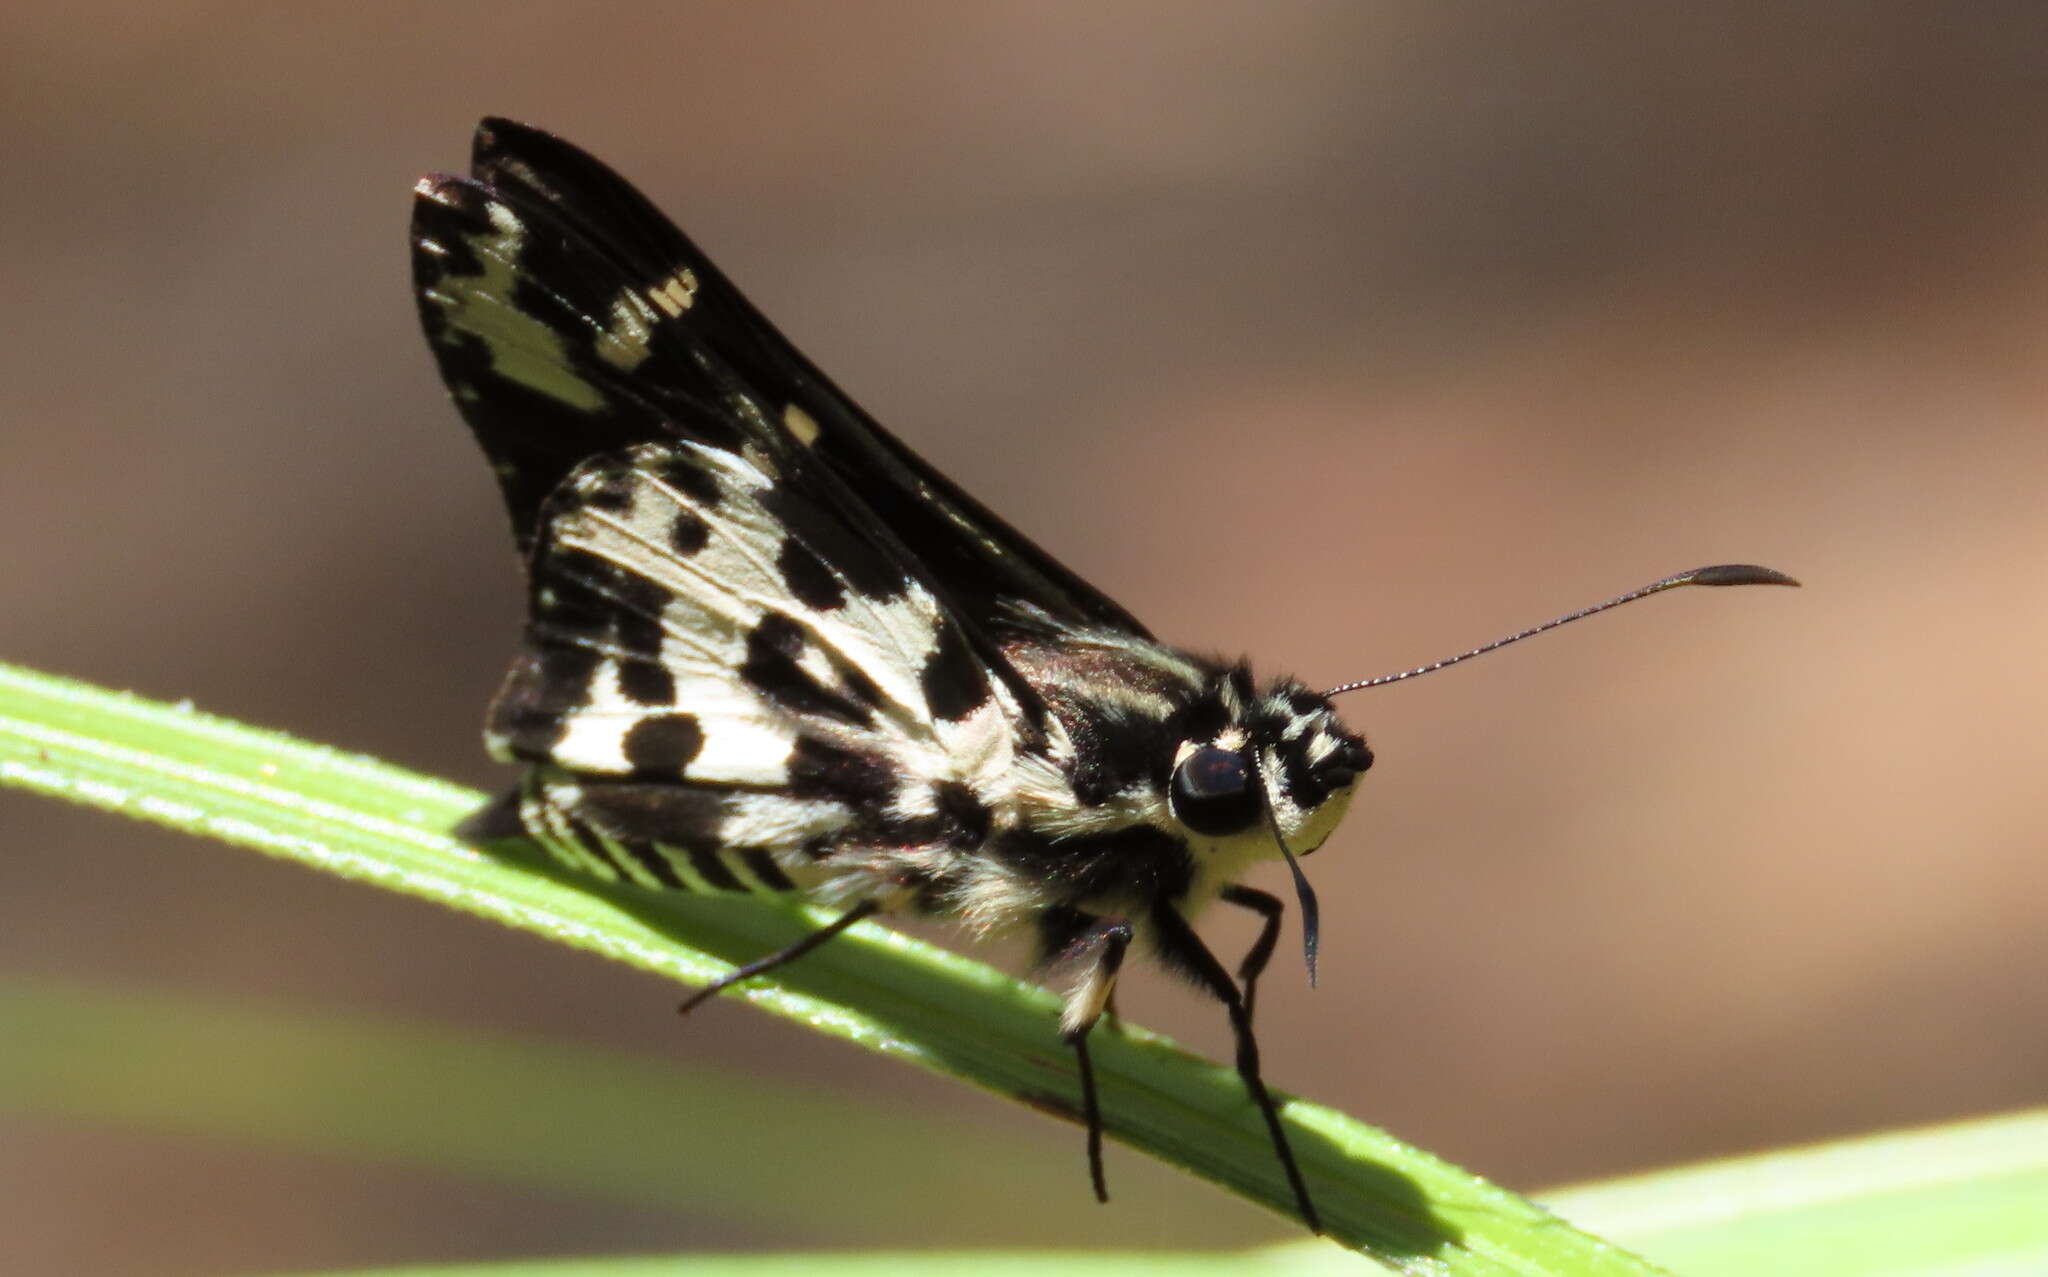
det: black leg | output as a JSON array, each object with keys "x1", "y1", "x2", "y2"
[
  {"x1": 1219, "y1": 883, "x2": 1283, "y2": 1025},
  {"x1": 1071, "y1": 1032, "x2": 1107, "y2": 1202},
  {"x1": 677, "y1": 900, "x2": 879, "y2": 1015},
  {"x1": 1150, "y1": 901, "x2": 1321, "y2": 1234},
  {"x1": 1052, "y1": 914, "x2": 1133, "y2": 1204}
]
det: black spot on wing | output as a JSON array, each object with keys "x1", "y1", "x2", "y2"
[
  {"x1": 651, "y1": 451, "x2": 722, "y2": 507},
  {"x1": 522, "y1": 535, "x2": 682, "y2": 711},
  {"x1": 528, "y1": 544, "x2": 647, "y2": 658},
  {"x1": 610, "y1": 569, "x2": 672, "y2": 663},
  {"x1": 919, "y1": 622, "x2": 990, "y2": 722},
  {"x1": 741, "y1": 613, "x2": 875, "y2": 726},
  {"x1": 490, "y1": 645, "x2": 601, "y2": 761},
  {"x1": 788, "y1": 737, "x2": 898, "y2": 809},
  {"x1": 622, "y1": 712, "x2": 704, "y2": 776},
  {"x1": 538, "y1": 534, "x2": 675, "y2": 667},
  {"x1": 615, "y1": 658, "x2": 676, "y2": 708},
  {"x1": 840, "y1": 658, "x2": 887, "y2": 712},
  {"x1": 669, "y1": 509, "x2": 710, "y2": 556},
  {"x1": 776, "y1": 536, "x2": 844, "y2": 611},
  {"x1": 758, "y1": 481, "x2": 908, "y2": 604}
]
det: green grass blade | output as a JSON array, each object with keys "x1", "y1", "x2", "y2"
[
  {"x1": 0, "y1": 976, "x2": 1274, "y2": 1248},
  {"x1": 233, "y1": 1110, "x2": 2048, "y2": 1276},
  {"x1": 0, "y1": 660, "x2": 1660, "y2": 1274},
  {"x1": 267, "y1": 1250, "x2": 1396, "y2": 1277},
  {"x1": 1547, "y1": 1110, "x2": 2048, "y2": 1277}
]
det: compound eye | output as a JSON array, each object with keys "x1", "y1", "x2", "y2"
[{"x1": 1170, "y1": 745, "x2": 1262, "y2": 836}]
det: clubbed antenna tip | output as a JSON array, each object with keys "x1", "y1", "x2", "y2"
[{"x1": 1684, "y1": 564, "x2": 1801, "y2": 588}]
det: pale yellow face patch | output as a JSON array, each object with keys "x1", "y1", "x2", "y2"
[{"x1": 1284, "y1": 770, "x2": 1358, "y2": 854}]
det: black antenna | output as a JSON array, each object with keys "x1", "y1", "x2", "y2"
[{"x1": 1324, "y1": 564, "x2": 1799, "y2": 698}]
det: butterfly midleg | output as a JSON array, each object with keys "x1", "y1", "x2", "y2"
[
  {"x1": 1219, "y1": 883, "x2": 1284, "y2": 1024},
  {"x1": 677, "y1": 900, "x2": 879, "y2": 1015},
  {"x1": 1054, "y1": 914, "x2": 1133, "y2": 1204},
  {"x1": 1148, "y1": 901, "x2": 1321, "y2": 1234}
]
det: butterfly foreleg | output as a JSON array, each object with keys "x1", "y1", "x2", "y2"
[
  {"x1": 1051, "y1": 912, "x2": 1134, "y2": 1204},
  {"x1": 677, "y1": 899, "x2": 880, "y2": 1015},
  {"x1": 1149, "y1": 901, "x2": 1320, "y2": 1234},
  {"x1": 1218, "y1": 883, "x2": 1284, "y2": 1024}
]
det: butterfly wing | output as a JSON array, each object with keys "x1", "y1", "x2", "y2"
[
  {"x1": 464, "y1": 437, "x2": 1018, "y2": 896},
  {"x1": 413, "y1": 116, "x2": 1149, "y2": 642}
]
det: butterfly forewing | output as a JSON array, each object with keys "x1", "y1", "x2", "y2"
[
  {"x1": 412, "y1": 168, "x2": 761, "y2": 547},
  {"x1": 420, "y1": 117, "x2": 1149, "y2": 639}
]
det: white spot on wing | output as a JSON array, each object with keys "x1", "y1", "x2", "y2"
[
  {"x1": 648, "y1": 268, "x2": 699, "y2": 317},
  {"x1": 783, "y1": 403, "x2": 822, "y2": 447},
  {"x1": 596, "y1": 290, "x2": 657, "y2": 371}
]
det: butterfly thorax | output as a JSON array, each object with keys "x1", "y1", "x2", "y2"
[{"x1": 939, "y1": 619, "x2": 1372, "y2": 935}]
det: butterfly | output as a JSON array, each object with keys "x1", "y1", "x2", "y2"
[{"x1": 410, "y1": 118, "x2": 1795, "y2": 1232}]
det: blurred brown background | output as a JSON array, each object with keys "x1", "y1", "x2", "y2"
[{"x1": 4, "y1": 4, "x2": 2046, "y2": 1272}]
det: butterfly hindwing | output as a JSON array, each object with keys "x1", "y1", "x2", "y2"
[
  {"x1": 478, "y1": 437, "x2": 1023, "y2": 891},
  {"x1": 495, "y1": 440, "x2": 993, "y2": 776}
]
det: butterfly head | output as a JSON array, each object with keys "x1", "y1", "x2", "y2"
[
  {"x1": 1166, "y1": 673, "x2": 1372, "y2": 859},
  {"x1": 1157, "y1": 673, "x2": 1367, "y2": 986},
  {"x1": 1257, "y1": 686, "x2": 1374, "y2": 855}
]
